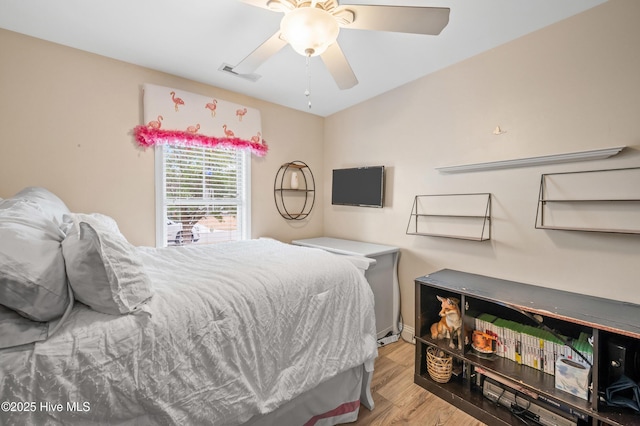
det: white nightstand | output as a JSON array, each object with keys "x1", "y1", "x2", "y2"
[{"x1": 292, "y1": 237, "x2": 400, "y2": 340}]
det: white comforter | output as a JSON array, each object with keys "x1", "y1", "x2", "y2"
[{"x1": 0, "y1": 239, "x2": 378, "y2": 425}]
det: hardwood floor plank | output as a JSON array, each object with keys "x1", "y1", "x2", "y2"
[
  {"x1": 347, "y1": 339, "x2": 487, "y2": 425},
  {"x1": 369, "y1": 358, "x2": 405, "y2": 394},
  {"x1": 385, "y1": 341, "x2": 415, "y2": 368}
]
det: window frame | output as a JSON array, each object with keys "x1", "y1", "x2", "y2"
[{"x1": 154, "y1": 145, "x2": 251, "y2": 248}]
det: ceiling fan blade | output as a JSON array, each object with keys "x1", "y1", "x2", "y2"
[
  {"x1": 234, "y1": 0, "x2": 270, "y2": 10},
  {"x1": 232, "y1": 31, "x2": 287, "y2": 74},
  {"x1": 235, "y1": 0, "x2": 295, "y2": 12},
  {"x1": 340, "y1": 5, "x2": 450, "y2": 35},
  {"x1": 321, "y1": 42, "x2": 358, "y2": 90}
]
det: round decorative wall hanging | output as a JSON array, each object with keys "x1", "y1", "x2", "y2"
[{"x1": 274, "y1": 161, "x2": 315, "y2": 220}]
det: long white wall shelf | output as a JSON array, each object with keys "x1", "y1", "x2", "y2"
[{"x1": 437, "y1": 146, "x2": 625, "y2": 174}]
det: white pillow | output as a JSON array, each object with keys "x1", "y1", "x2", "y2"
[
  {"x1": 62, "y1": 213, "x2": 152, "y2": 315},
  {"x1": 0, "y1": 199, "x2": 70, "y2": 321},
  {"x1": 12, "y1": 186, "x2": 70, "y2": 226}
]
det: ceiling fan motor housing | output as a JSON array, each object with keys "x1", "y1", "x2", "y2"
[{"x1": 280, "y1": 6, "x2": 340, "y2": 56}]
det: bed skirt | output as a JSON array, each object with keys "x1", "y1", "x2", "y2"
[{"x1": 242, "y1": 364, "x2": 374, "y2": 426}]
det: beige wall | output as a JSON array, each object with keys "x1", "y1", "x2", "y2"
[
  {"x1": 0, "y1": 29, "x2": 325, "y2": 246},
  {"x1": 324, "y1": 0, "x2": 640, "y2": 336},
  {"x1": 2, "y1": 0, "x2": 639, "y2": 338}
]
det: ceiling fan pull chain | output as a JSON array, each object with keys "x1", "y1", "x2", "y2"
[{"x1": 305, "y1": 54, "x2": 312, "y2": 109}]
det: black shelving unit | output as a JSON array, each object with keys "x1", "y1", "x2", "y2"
[{"x1": 415, "y1": 269, "x2": 640, "y2": 426}]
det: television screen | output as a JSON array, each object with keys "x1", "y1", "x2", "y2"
[{"x1": 332, "y1": 166, "x2": 384, "y2": 208}]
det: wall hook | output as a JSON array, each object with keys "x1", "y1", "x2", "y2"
[{"x1": 493, "y1": 125, "x2": 506, "y2": 135}]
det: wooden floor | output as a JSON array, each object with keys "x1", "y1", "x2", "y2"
[{"x1": 347, "y1": 339, "x2": 486, "y2": 426}]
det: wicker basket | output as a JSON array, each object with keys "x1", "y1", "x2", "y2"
[{"x1": 426, "y1": 346, "x2": 453, "y2": 383}]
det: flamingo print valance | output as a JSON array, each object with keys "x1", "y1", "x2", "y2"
[{"x1": 134, "y1": 84, "x2": 267, "y2": 156}]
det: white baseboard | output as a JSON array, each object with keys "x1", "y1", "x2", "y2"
[
  {"x1": 376, "y1": 324, "x2": 416, "y2": 346},
  {"x1": 401, "y1": 325, "x2": 415, "y2": 344}
]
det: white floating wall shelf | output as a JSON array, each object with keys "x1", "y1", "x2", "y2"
[{"x1": 436, "y1": 146, "x2": 625, "y2": 174}]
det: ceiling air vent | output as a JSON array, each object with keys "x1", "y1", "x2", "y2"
[{"x1": 218, "y1": 64, "x2": 261, "y2": 82}]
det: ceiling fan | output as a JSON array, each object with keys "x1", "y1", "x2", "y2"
[{"x1": 232, "y1": 0, "x2": 450, "y2": 90}]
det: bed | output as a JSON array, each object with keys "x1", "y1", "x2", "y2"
[{"x1": 0, "y1": 187, "x2": 378, "y2": 425}]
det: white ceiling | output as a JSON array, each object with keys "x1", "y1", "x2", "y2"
[{"x1": 0, "y1": 0, "x2": 607, "y2": 117}]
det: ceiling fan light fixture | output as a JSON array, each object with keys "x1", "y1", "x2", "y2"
[{"x1": 280, "y1": 7, "x2": 339, "y2": 57}]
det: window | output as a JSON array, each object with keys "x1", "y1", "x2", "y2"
[{"x1": 155, "y1": 144, "x2": 250, "y2": 247}]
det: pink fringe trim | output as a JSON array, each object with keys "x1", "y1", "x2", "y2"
[{"x1": 133, "y1": 126, "x2": 268, "y2": 157}]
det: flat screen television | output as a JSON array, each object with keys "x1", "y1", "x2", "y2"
[{"x1": 331, "y1": 166, "x2": 384, "y2": 208}]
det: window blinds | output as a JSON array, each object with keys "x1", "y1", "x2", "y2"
[{"x1": 162, "y1": 145, "x2": 247, "y2": 246}]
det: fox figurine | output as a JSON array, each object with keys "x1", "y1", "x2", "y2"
[{"x1": 430, "y1": 295, "x2": 463, "y2": 349}]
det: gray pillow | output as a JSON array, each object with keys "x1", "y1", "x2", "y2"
[
  {"x1": 0, "y1": 284, "x2": 74, "y2": 349},
  {"x1": 0, "y1": 199, "x2": 70, "y2": 321},
  {"x1": 62, "y1": 213, "x2": 152, "y2": 315},
  {"x1": 0, "y1": 304, "x2": 48, "y2": 347}
]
